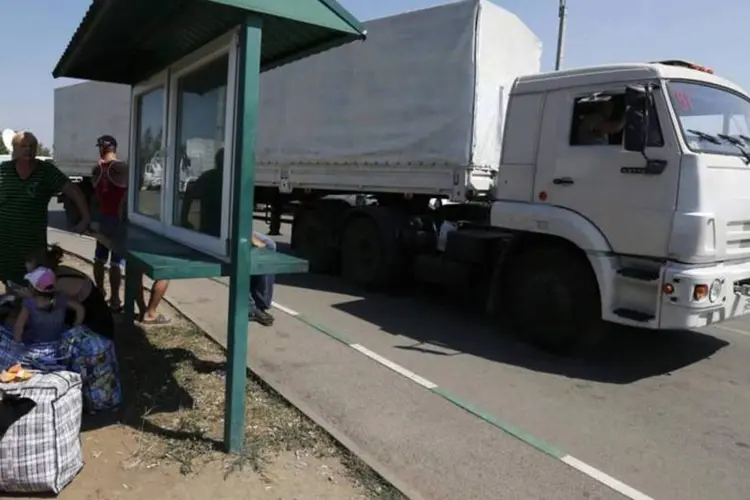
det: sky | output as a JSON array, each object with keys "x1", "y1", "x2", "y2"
[{"x1": 1, "y1": 0, "x2": 749, "y2": 148}]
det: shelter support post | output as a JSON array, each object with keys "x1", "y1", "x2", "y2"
[{"x1": 224, "y1": 14, "x2": 263, "y2": 454}]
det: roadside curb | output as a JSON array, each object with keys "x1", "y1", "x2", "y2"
[{"x1": 58, "y1": 243, "x2": 425, "y2": 500}]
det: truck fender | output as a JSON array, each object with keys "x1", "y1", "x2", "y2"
[
  {"x1": 488, "y1": 201, "x2": 617, "y2": 316},
  {"x1": 490, "y1": 201, "x2": 612, "y2": 253}
]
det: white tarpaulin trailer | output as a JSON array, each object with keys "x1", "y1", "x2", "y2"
[
  {"x1": 54, "y1": 81, "x2": 131, "y2": 178},
  {"x1": 255, "y1": 0, "x2": 541, "y2": 200}
]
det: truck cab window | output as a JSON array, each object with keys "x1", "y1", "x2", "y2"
[{"x1": 570, "y1": 93, "x2": 664, "y2": 147}]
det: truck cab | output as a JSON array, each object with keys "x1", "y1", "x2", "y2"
[{"x1": 490, "y1": 61, "x2": 750, "y2": 350}]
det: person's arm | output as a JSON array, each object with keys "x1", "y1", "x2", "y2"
[
  {"x1": 596, "y1": 115, "x2": 626, "y2": 134},
  {"x1": 67, "y1": 300, "x2": 85, "y2": 326},
  {"x1": 13, "y1": 306, "x2": 29, "y2": 342},
  {"x1": 47, "y1": 163, "x2": 91, "y2": 232},
  {"x1": 63, "y1": 182, "x2": 92, "y2": 233}
]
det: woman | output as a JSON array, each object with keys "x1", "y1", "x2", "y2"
[
  {"x1": 0, "y1": 131, "x2": 91, "y2": 285},
  {"x1": 26, "y1": 245, "x2": 114, "y2": 339}
]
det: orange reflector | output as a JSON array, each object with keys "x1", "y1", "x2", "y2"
[
  {"x1": 693, "y1": 284, "x2": 708, "y2": 301},
  {"x1": 663, "y1": 283, "x2": 674, "y2": 295}
]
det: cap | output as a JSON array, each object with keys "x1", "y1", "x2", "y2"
[
  {"x1": 24, "y1": 267, "x2": 56, "y2": 292},
  {"x1": 96, "y1": 135, "x2": 118, "y2": 149}
]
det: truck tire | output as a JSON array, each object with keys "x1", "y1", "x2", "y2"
[
  {"x1": 290, "y1": 207, "x2": 337, "y2": 273},
  {"x1": 341, "y1": 216, "x2": 393, "y2": 289},
  {"x1": 505, "y1": 245, "x2": 603, "y2": 354}
]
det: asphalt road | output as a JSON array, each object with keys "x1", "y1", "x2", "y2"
[{"x1": 48, "y1": 202, "x2": 750, "y2": 499}]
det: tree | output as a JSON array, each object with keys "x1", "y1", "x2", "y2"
[
  {"x1": 0, "y1": 140, "x2": 51, "y2": 156},
  {"x1": 37, "y1": 143, "x2": 52, "y2": 156}
]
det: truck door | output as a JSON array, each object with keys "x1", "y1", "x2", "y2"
[{"x1": 535, "y1": 84, "x2": 681, "y2": 257}]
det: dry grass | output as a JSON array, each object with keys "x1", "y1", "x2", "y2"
[{"x1": 62, "y1": 256, "x2": 404, "y2": 499}]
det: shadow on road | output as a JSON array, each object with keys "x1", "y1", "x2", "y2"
[
  {"x1": 276, "y1": 272, "x2": 729, "y2": 385},
  {"x1": 49, "y1": 205, "x2": 728, "y2": 385}
]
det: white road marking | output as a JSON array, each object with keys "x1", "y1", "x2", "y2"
[
  {"x1": 271, "y1": 301, "x2": 299, "y2": 317},
  {"x1": 561, "y1": 455, "x2": 654, "y2": 500},
  {"x1": 47, "y1": 229, "x2": 655, "y2": 499},
  {"x1": 713, "y1": 324, "x2": 750, "y2": 336},
  {"x1": 350, "y1": 343, "x2": 438, "y2": 390}
]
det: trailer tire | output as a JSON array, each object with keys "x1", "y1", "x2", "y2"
[
  {"x1": 505, "y1": 245, "x2": 603, "y2": 355},
  {"x1": 341, "y1": 216, "x2": 393, "y2": 289},
  {"x1": 291, "y1": 207, "x2": 337, "y2": 273}
]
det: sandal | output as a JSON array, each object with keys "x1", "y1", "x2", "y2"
[{"x1": 139, "y1": 313, "x2": 171, "y2": 325}]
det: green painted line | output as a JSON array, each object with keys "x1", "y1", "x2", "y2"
[
  {"x1": 296, "y1": 314, "x2": 353, "y2": 346},
  {"x1": 430, "y1": 387, "x2": 565, "y2": 459},
  {"x1": 179, "y1": 269, "x2": 568, "y2": 462},
  {"x1": 280, "y1": 303, "x2": 566, "y2": 460}
]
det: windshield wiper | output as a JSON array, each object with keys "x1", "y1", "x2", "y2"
[
  {"x1": 718, "y1": 133, "x2": 750, "y2": 164},
  {"x1": 687, "y1": 129, "x2": 722, "y2": 145}
]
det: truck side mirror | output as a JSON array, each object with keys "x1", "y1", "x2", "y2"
[{"x1": 624, "y1": 85, "x2": 650, "y2": 153}]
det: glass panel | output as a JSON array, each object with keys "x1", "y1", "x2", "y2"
[
  {"x1": 173, "y1": 54, "x2": 229, "y2": 238},
  {"x1": 668, "y1": 81, "x2": 750, "y2": 157},
  {"x1": 133, "y1": 87, "x2": 165, "y2": 219}
]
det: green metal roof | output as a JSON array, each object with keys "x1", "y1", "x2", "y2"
[{"x1": 53, "y1": 0, "x2": 366, "y2": 85}]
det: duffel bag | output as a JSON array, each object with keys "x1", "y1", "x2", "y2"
[
  {"x1": 0, "y1": 371, "x2": 84, "y2": 494},
  {"x1": 62, "y1": 326, "x2": 122, "y2": 412}
]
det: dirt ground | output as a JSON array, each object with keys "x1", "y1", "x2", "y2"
[{"x1": 3, "y1": 256, "x2": 403, "y2": 500}]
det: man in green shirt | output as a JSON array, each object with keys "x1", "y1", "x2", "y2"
[{"x1": 0, "y1": 131, "x2": 90, "y2": 284}]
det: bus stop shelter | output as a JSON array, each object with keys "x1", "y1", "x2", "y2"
[{"x1": 52, "y1": 0, "x2": 366, "y2": 452}]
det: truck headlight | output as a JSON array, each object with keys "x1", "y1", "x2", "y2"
[{"x1": 709, "y1": 279, "x2": 723, "y2": 303}]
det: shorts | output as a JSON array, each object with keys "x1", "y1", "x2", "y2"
[
  {"x1": 93, "y1": 213, "x2": 125, "y2": 268},
  {"x1": 94, "y1": 242, "x2": 125, "y2": 268}
]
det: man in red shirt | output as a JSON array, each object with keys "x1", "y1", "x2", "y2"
[{"x1": 92, "y1": 135, "x2": 170, "y2": 324}]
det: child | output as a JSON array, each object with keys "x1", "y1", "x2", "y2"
[
  {"x1": 26, "y1": 245, "x2": 114, "y2": 339},
  {"x1": 13, "y1": 267, "x2": 84, "y2": 344}
]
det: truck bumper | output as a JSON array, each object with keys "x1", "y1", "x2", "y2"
[{"x1": 659, "y1": 259, "x2": 750, "y2": 329}]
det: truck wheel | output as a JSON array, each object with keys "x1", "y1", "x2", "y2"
[
  {"x1": 291, "y1": 208, "x2": 336, "y2": 273},
  {"x1": 341, "y1": 216, "x2": 391, "y2": 289},
  {"x1": 505, "y1": 246, "x2": 603, "y2": 354}
]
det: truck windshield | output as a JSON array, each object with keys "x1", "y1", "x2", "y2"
[{"x1": 668, "y1": 81, "x2": 750, "y2": 157}]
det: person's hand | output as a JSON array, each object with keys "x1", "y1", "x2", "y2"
[{"x1": 251, "y1": 234, "x2": 266, "y2": 248}]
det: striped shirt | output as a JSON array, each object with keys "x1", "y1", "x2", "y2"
[{"x1": 0, "y1": 160, "x2": 69, "y2": 283}]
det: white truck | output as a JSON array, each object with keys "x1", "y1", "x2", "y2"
[{"x1": 55, "y1": 0, "x2": 750, "y2": 353}]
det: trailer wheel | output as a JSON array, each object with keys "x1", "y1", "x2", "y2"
[
  {"x1": 505, "y1": 245, "x2": 603, "y2": 354},
  {"x1": 341, "y1": 216, "x2": 391, "y2": 289},
  {"x1": 291, "y1": 207, "x2": 336, "y2": 273}
]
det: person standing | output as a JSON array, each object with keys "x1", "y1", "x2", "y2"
[
  {"x1": 91, "y1": 135, "x2": 127, "y2": 311},
  {"x1": 180, "y1": 148, "x2": 276, "y2": 326},
  {"x1": 249, "y1": 232, "x2": 276, "y2": 326},
  {"x1": 0, "y1": 131, "x2": 90, "y2": 285},
  {"x1": 92, "y1": 135, "x2": 171, "y2": 324}
]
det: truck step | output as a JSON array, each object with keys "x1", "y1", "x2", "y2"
[
  {"x1": 613, "y1": 308, "x2": 655, "y2": 322},
  {"x1": 617, "y1": 267, "x2": 660, "y2": 281}
]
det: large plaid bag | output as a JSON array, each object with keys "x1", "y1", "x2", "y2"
[
  {"x1": 62, "y1": 326, "x2": 122, "y2": 413},
  {"x1": 0, "y1": 371, "x2": 84, "y2": 494}
]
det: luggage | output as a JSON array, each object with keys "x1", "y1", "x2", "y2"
[
  {"x1": 0, "y1": 371, "x2": 84, "y2": 494},
  {"x1": 62, "y1": 325, "x2": 122, "y2": 412},
  {"x1": 0, "y1": 327, "x2": 23, "y2": 372},
  {"x1": 0, "y1": 326, "x2": 67, "y2": 372}
]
